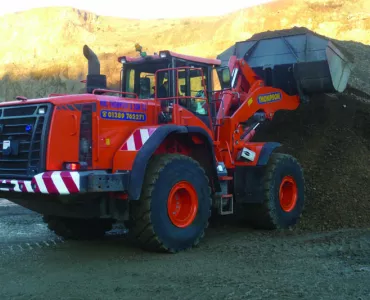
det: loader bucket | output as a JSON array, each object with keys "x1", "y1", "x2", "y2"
[{"x1": 217, "y1": 28, "x2": 354, "y2": 96}]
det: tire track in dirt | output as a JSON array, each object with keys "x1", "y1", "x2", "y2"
[{"x1": 0, "y1": 199, "x2": 65, "y2": 255}]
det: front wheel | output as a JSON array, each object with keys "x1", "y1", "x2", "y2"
[
  {"x1": 129, "y1": 154, "x2": 212, "y2": 253},
  {"x1": 243, "y1": 153, "x2": 305, "y2": 229}
]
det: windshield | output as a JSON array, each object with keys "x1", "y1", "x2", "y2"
[{"x1": 122, "y1": 60, "x2": 170, "y2": 99}]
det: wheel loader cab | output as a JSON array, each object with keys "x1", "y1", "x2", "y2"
[{"x1": 119, "y1": 52, "x2": 217, "y2": 129}]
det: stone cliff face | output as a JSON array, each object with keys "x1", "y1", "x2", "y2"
[{"x1": 0, "y1": 0, "x2": 369, "y2": 100}]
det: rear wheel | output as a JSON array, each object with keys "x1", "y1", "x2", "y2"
[
  {"x1": 43, "y1": 216, "x2": 114, "y2": 240},
  {"x1": 129, "y1": 154, "x2": 212, "y2": 253},
  {"x1": 243, "y1": 153, "x2": 305, "y2": 229}
]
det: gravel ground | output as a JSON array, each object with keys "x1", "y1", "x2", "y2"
[
  {"x1": 0, "y1": 200, "x2": 370, "y2": 300},
  {"x1": 0, "y1": 199, "x2": 62, "y2": 251}
]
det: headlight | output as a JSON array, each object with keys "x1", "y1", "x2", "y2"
[{"x1": 159, "y1": 51, "x2": 170, "y2": 58}]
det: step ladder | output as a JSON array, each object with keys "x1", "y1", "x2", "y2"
[{"x1": 216, "y1": 162, "x2": 234, "y2": 215}]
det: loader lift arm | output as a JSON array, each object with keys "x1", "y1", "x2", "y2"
[
  {"x1": 210, "y1": 55, "x2": 306, "y2": 229},
  {"x1": 216, "y1": 55, "x2": 300, "y2": 127},
  {"x1": 213, "y1": 55, "x2": 300, "y2": 167}
]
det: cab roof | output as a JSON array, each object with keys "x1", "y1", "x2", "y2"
[{"x1": 118, "y1": 50, "x2": 221, "y2": 66}]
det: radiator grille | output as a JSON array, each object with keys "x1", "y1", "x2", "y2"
[{"x1": 0, "y1": 103, "x2": 53, "y2": 179}]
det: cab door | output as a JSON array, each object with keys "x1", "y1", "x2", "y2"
[{"x1": 175, "y1": 66, "x2": 212, "y2": 129}]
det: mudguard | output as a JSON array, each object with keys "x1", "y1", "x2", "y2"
[
  {"x1": 128, "y1": 125, "x2": 220, "y2": 200},
  {"x1": 256, "y1": 142, "x2": 281, "y2": 165},
  {"x1": 234, "y1": 142, "x2": 281, "y2": 204}
]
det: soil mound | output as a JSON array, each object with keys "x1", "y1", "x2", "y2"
[{"x1": 254, "y1": 90, "x2": 370, "y2": 231}]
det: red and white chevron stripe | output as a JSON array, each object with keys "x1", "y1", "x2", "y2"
[
  {"x1": 120, "y1": 127, "x2": 157, "y2": 151},
  {"x1": 0, "y1": 171, "x2": 80, "y2": 195},
  {"x1": 33, "y1": 171, "x2": 80, "y2": 194},
  {"x1": 0, "y1": 179, "x2": 34, "y2": 193}
]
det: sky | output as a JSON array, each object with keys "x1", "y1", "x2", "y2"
[{"x1": 0, "y1": 0, "x2": 274, "y2": 19}]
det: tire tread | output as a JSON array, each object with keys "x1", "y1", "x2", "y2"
[
  {"x1": 244, "y1": 153, "x2": 305, "y2": 230},
  {"x1": 130, "y1": 154, "x2": 212, "y2": 253}
]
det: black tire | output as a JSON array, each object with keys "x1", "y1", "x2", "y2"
[
  {"x1": 243, "y1": 153, "x2": 305, "y2": 230},
  {"x1": 129, "y1": 154, "x2": 212, "y2": 253},
  {"x1": 43, "y1": 216, "x2": 114, "y2": 240}
]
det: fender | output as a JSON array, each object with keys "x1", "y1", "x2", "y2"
[
  {"x1": 187, "y1": 126, "x2": 221, "y2": 193},
  {"x1": 234, "y1": 142, "x2": 282, "y2": 204},
  {"x1": 128, "y1": 125, "x2": 220, "y2": 200},
  {"x1": 256, "y1": 142, "x2": 281, "y2": 165}
]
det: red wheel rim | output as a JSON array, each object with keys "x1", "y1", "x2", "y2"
[
  {"x1": 279, "y1": 176, "x2": 298, "y2": 212},
  {"x1": 167, "y1": 181, "x2": 198, "y2": 228}
]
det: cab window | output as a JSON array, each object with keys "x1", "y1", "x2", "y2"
[
  {"x1": 212, "y1": 68, "x2": 221, "y2": 91},
  {"x1": 138, "y1": 73, "x2": 155, "y2": 99},
  {"x1": 125, "y1": 69, "x2": 135, "y2": 94},
  {"x1": 176, "y1": 68, "x2": 208, "y2": 116},
  {"x1": 122, "y1": 61, "x2": 168, "y2": 99}
]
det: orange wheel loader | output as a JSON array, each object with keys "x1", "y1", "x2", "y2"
[{"x1": 0, "y1": 30, "x2": 352, "y2": 252}]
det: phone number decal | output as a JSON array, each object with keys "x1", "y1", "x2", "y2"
[{"x1": 100, "y1": 110, "x2": 146, "y2": 122}]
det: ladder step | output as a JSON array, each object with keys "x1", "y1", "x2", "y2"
[
  {"x1": 219, "y1": 194, "x2": 234, "y2": 215},
  {"x1": 219, "y1": 176, "x2": 233, "y2": 181},
  {"x1": 221, "y1": 194, "x2": 233, "y2": 198}
]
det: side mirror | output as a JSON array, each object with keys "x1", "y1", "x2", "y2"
[{"x1": 222, "y1": 68, "x2": 231, "y2": 83}]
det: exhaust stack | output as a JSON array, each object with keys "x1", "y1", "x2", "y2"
[
  {"x1": 83, "y1": 45, "x2": 101, "y2": 75},
  {"x1": 83, "y1": 44, "x2": 107, "y2": 93}
]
